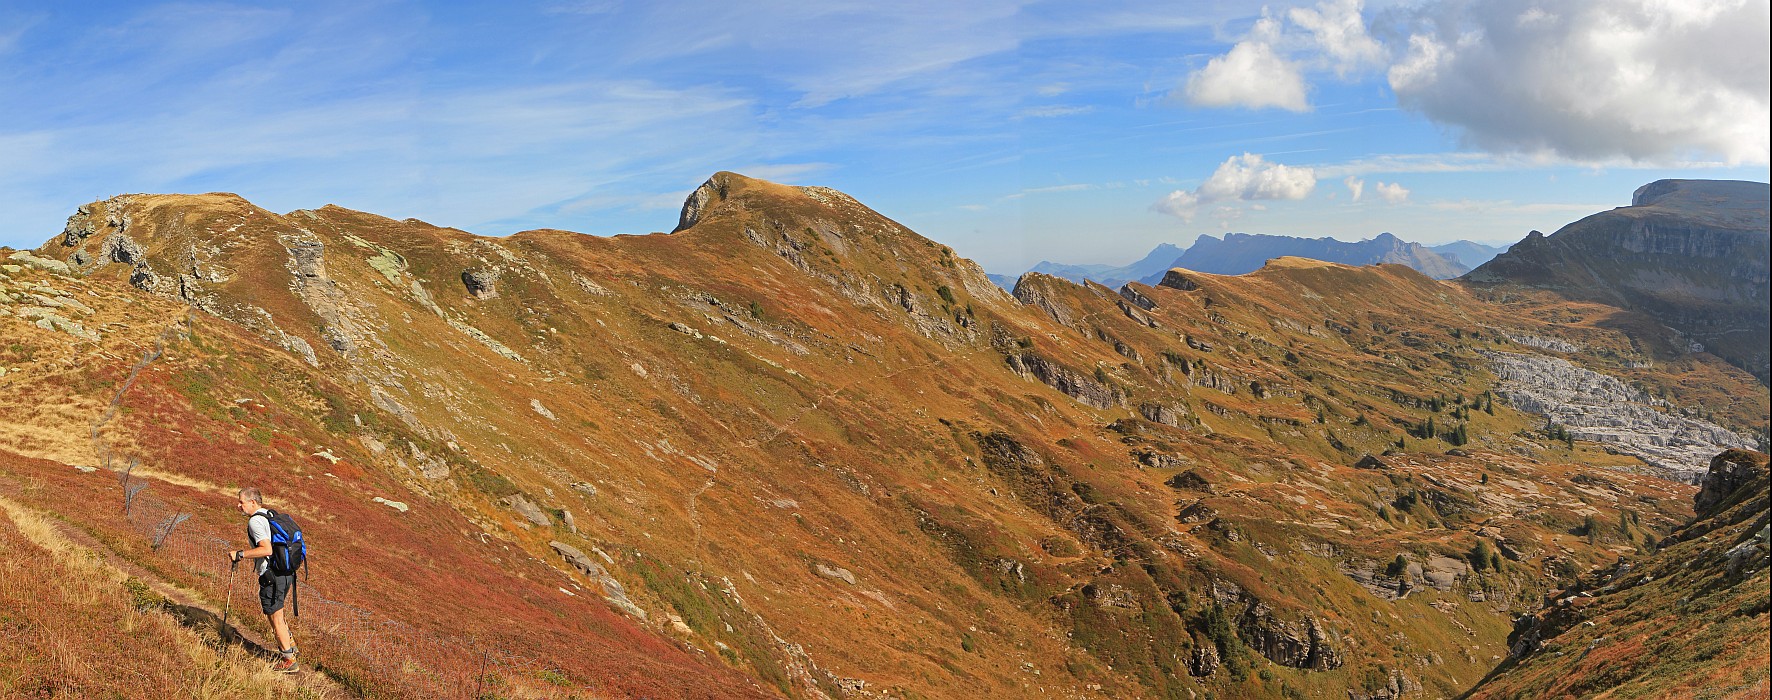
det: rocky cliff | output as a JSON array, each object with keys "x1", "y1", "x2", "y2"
[{"x1": 1465, "y1": 179, "x2": 1771, "y2": 385}]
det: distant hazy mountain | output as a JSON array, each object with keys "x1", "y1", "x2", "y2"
[
  {"x1": 1131, "y1": 232, "x2": 1468, "y2": 285},
  {"x1": 1022, "y1": 243, "x2": 1185, "y2": 289},
  {"x1": 1466, "y1": 178, "x2": 1770, "y2": 384},
  {"x1": 1426, "y1": 240, "x2": 1506, "y2": 269}
]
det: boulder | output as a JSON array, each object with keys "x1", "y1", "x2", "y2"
[
  {"x1": 503, "y1": 494, "x2": 552, "y2": 527},
  {"x1": 1165, "y1": 469, "x2": 1215, "y2": 493},
  {"x1": 1354, "y1": 454, "x2": 1390, "y2": 470},
  {"x1": 461, "y1": 268, "x2": 499, "y2": 299}
]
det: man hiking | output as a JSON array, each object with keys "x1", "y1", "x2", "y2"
[{"x1": 229, "y1": 486, "x2": 299, "y2": 673}]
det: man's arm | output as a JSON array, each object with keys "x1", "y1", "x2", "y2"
[
  {"x1": 231, "y1": 514, "x2": 274, "y2": 562},
  {"x1": 237, "y1": 538, "x2": 273, "y2": 561}
]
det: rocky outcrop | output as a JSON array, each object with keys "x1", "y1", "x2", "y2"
[
  {"x1": 1005, "y1": 353, "x2": 1122, "y2": 409},
  {"x1": 1011, "y1": 273, "x2": 1084, "y2": 331},
  {"x1": 550, "y1": 541, "x2": 646, "y2": 620},
  {"x1": 503, "y1": 493, "x2": 552, "y2": 527},
  {"x1": 1187, "y1": 642, "x2": 1220, "y2": 677},
  {"x1": 1348, "y1": 669, "x2": 1423, "y2": 700},
  {"x1": 673, "y1": 174, "x2": 732, "y2": 233},
  {"x1": 1481, "y1": 350, "x2": 1755, "y2": 478},
  {"x1": 1694, "y1": 449, "x2": 1769, "y2": 516},
  {"x1": 1236, "y1": 601, "x2": 1344, "y2": 670}
]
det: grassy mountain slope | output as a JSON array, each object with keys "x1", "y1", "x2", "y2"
[
  {"x1": 1, "y1": 172, "x2": 1765, "y2": 698},
  {"x1": 1465, "y1": 449, "x2": 1769, "y2": 699}
]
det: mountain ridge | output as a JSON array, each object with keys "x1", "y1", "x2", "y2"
[{"x1": 2, "y1": 172, "x2": 1766, "y2": 698}]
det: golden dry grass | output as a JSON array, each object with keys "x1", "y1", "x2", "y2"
[{"x1": 0, "y1": 495, "x2": 330, "y2": 699}]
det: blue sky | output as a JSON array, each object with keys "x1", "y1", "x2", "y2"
[{"x1": 2, "y1": 0, "x2": 1767, "y2": 273}]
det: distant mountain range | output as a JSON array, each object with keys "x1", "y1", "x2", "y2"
[{"x1": 1003, "y1": 234, "x2": 1505, "y2": 289}]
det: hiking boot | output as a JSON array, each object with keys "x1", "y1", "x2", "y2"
[{"x1": 271, "y1": 656, "x2": 299, "y2": 674}]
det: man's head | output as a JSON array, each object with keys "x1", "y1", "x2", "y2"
[{"x1": 237, "y1": 487, "x2": 264, "y2": 516}]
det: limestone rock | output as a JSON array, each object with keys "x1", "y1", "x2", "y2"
[
  {"x1": 1188, "y1": 643, "x2": 1220, "y2": 677},
  {"x1": 1004, "y1": 353, "x2": 1121, "y2": 409},
  {"x1": 1482, "y1": 350, "x2": 1754, "y2": 478},
  {"x1": 503, "y1": 494, "x2": 552, "y2": 527},
  {"x1": 814, "y1": 562, "x2": 857, "y2": 585},
  {"x1": 1236, "y1": 602, "x2": 1344, "y2": 670},
  {"x1": 550, "y1": 540, "x2": 646, "y2": 620}
]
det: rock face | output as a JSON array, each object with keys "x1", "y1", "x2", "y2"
[
  {"x1": 1236, "y1": 602, "x2": 1344, "y2": 670},
  {"x1": 1004, "y1": 353, "x2": 1122, "y2": 409},
  {"x1": 673, "y1": 173, "x2": 733, "y2": 233},
  {"x1": 1466, "y1": 179, "x2": 1771, "y2": 384},
  {"x1": 1481, "y1": 350, "x2": 1755, "y2": 478},
  {"x1": 1694, "y1": 449, "x2": 1769, "y2": 515}
]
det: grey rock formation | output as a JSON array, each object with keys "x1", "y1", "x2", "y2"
[
  {"x1": 1236, "y1": 601, "x2": 1344, "y2": 670},
  {"x1": 1188, "y1": 643, "x2": 1220, "y2": 677},
  {"x1": 1695, "y1": 449, "x2": 1770, "y2": 516},
  {"x1": 503, "y1": 494, "x2": 552, "y2": 527},
  {"x1": 1005, "y1": 353, "x2": 1121, "y2": 409},
  {"x1": 1481, "y1": 350, "x2": 1755, "y2": 478},
  {"x1": 461, "y1": 268, "x2": 499, "y2": 299},
  {"x1": 673, "y1": 174, "x2": 732, "y2": 233},
  {"x1": 813, "y1": 562, "x2": 857, "y2": 585},
  {"x1": 550, "y1": 540, "x2": 646, "y2": 620}
]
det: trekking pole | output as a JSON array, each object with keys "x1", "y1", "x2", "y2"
[{"x1": 222, "y1": 558, "x2": 239, "y2": 630}]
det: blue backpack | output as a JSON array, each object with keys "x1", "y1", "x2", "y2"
[{"x1": 260, "y1": 509, "x2": 308, "y2": 577}]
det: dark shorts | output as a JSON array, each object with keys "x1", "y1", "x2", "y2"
[{"x1": 259, "y1": 572, "x2": 294, "y2": 615}]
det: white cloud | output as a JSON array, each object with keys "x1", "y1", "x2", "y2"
[
  {"x1": 1343, "y1": 175, "x2": 1364, "y2": 201},
  {"x1": 1374, "y1": 180, "x2": 1409, "y2": 204},
  {"x1": 1153, "y1": 152, "x2": 1318, "y2": 219},
  {"x1": 1152, "y1": 190, "x2": 1201, "y2": 221},
  {"x1": 1288, "y1": 0, "x2": 1383, "y2": 76},
  {"x1": 1180, "y1": 0, "x2": 1385, "y2": 111},
  {"x1": 1180, "y1": 0, "x2": 1769, "y2": 165},
  {"x1": 1386, "y1": 0, "x2": 1770, "y2": 165},
  {"x1": 1183, "y1": 15, "x2": 1310, "y2": 111}
]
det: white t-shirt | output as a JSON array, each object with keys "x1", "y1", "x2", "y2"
[{"x1": 247, "y1": 509, "x2": 272, "y2": 576}]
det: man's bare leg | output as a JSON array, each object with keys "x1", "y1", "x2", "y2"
[{"x1": 267, "y1": 608, "x2": 294, "y2": 654}]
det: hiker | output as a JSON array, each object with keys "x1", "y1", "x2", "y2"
[{"x1": 229, "y1": 486, "x2": 299, "y2": 673}]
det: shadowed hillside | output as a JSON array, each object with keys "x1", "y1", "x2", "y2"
[
  {"x1": 1, "y1": 172, "x2": 1766, "y2": 698},
  {"x1": 1466, "y1": 179, "x2": 1771, "y2": 385}
]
